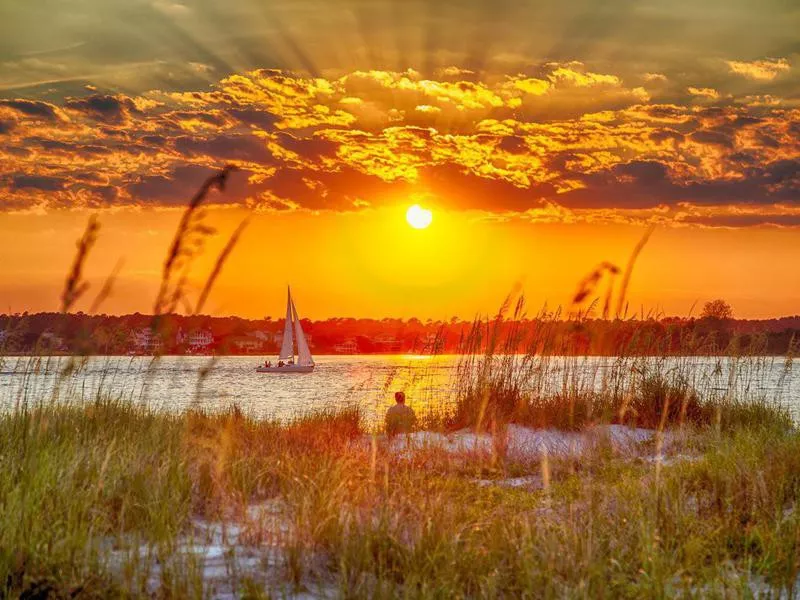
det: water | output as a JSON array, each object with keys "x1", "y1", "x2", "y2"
[{"x1": 1, "y1": 354, "x2": 797, "y2": 423}]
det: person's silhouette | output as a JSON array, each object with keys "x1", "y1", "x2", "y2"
[{"x1": 385, "y1": 391, "x2": 417, "y2": 436}]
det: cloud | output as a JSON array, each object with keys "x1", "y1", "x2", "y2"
[
  {"x1": 420, "y1": 163, "x2": 555, "y2": 211},
  {"x1": 0, "y1": 99, "x2": 63, "y2": 121},
  {"x1": 173, "y1": 133, "x2": 274, "y2": 164},
  {"x1": 502, "y1": 64, "x2": 650, "y2": 120},
  {"x1": 260, "y1": 165, "x2": 406, "y2": 211},
  {"x1": 7, "y1": 174, "x2": 67, "y2": 191},
  {"x1": 437, "y1": 66, "x2": 476, "y2": 79},
  {"x1": 129, "y1": 164, "x2": 249, "y2": 206},
  {"x1": 726, "y1": 58, "x2": 790, "y2": 81},
  {"x1": 0, "y1": 66, "x2": 798, "y2": 226},
  {"x1": 65, "y1": 94, "x2": 141, "y2": 124},
  {"x1": 681, "y1": 213, "x2": 800, "y2": 228},
  {"x1": 687, "y1": 87, "x2": 720, "y2": 100},
  {"x1": 549, "y1": 66, "x2": 622, "y2": 87}
]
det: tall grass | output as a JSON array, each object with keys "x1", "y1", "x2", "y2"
[
  {"x1": 443, "y1": 294, "x2": 794, "y2": 433},
  {"x1": 0, "y1": 397, "x2": 797, "y2": 598}
]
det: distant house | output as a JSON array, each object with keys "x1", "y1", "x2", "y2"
[
  {"x1": 229, "y1": 333, "x2": 264, "y2": 353},
  {"x1": 177, "y1": 328, "x2": 214, "y2": 351},
  {"x1": 419, "y1": 333, "x2": 444, "y2": 353},
  {"x1": 374, "y1": 335, "x2": 402, "y2": 353},
  {"x1": 250, "y1": 330, "x2": 284, "y2": 348},
  {"x1": 131, "y1": 328, "x2": 162, "y2": 353},
  {"x1": 333, "y1": 338, "x2": 358, "y2": 353},
  {"x1": 39, "y1": 330, "x2": 66, "y2": 351}
]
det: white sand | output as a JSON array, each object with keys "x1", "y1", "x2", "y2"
[{"x1": 386, "y1": 423, "x2": 673, "y2": 461}]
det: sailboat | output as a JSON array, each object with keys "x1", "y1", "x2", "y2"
[{"x1": 256, "y1": 287, "x2": 315, "y2": 373}]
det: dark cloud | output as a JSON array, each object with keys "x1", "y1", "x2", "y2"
[
  {"x1": 690, "y1": 130, "x2": 734, "y2": 148},
  {"x1": 129, "y1": 164, "x2": 225, "y2": 205},
  {"x1": 140, "y1": 134, "x2": 167, "y2": 145},
  {"x1": 169, "y1": 111, "x2": 229, "y2": 128},
  {"x1": 679, "y1": 214, "x2": 800, "y2": 228},
  {"x1": 70, "y1": 183, "x2": 121, "y2": 205},
  {"x1": 0, "y1": 99, "x2": 61, "y2": 121},
  {"x1": 128, "y1": 164, "x2": 258, "y2": 206},
  {"x1": 30, "y1": 138, "x2": 113, "y2": 155},
  {"x1": 753, "y1": 131, "x2": 780, "y2": 149},
  {"x1": 421, "y1": 164, "x2": 555, "y2": 211},
  {"x1": 174, "y1": 134, "x2": 274, "y2": 164},
  {"x1": 65, "y1": 94, "x2": 141, "y2": 124},
  {"x1": 760, "y1": 158, "x2": 800, "y2": 187},
  {"x1": 5, "y1": 147, "x2": 31, "y2": 158},
  {"x1": 648, "y1": 129, "x2": 684, "y2": 144},
  {"x1": 227, "y1": 108, "x2": 279, "y2": 130},
  {"x1": 727, "y1": 151, "x2": 761, "y2": 167},
  {"x1": 613, "y1": 160, "x2": 669, "y2": 184},
  {"x1": 274, "y1": 132, "x2": 339, "y2": 162},
  {"x1": 496, "y1": 135, "x2": 528, "y2": 154},
  {"x1": 9, "y1": 174, "x2": 67, "y2": 191},
  {"x1": 0, "y1": 120, "x2": 14, "y2": 134},
  {"x1": 558, "y1": 158, "x2": 800, "y2": 209},
  {"x1": 264, "y1": 166, "x2": 405, "y2": 210}
]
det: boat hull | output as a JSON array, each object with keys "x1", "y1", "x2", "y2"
[{"x1": 256, "y1": 364, "x2": 315, "y2": 373}]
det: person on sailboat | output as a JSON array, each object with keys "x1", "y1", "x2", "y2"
[{"x1": 385, "y1": 391, "x2": 417, "y2": 436}]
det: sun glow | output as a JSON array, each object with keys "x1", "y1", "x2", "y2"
[{"x1": 406, "y1": 204, "x2": 433, "y2": 229}]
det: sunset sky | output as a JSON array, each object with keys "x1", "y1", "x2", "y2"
[{"x1": 1, "y1": 0, "x2": 799, "y2": 319}]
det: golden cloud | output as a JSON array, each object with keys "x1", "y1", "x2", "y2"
[
  {"x1": 726, "y1": 58, "x2": 790, "y2": 81},
  {"x1": 687, "y1": 87, "x2": 720, "y2": 100}
]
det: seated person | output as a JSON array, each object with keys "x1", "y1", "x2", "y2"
[{"x1": 385, "y1": 391, "x2": 417, "y2": 436}]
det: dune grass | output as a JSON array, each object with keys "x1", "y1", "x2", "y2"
[
  {"x1": 440, "y1": 297, "x2": 795, "y2": 434},
  {"x1": 0, "y1": 391, "x2": 797, "y2": 599}
]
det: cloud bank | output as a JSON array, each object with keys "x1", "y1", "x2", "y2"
[{"x1": 0, "y1": 61, "x2": 798, "y2": 226}]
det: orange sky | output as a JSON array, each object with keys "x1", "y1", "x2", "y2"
[
  {"x1": 2, "y1": 207, "x2": 799, "y2": 319},
  {"x1": 1, "y1": 0, "x2": 799, "y2": 319}
]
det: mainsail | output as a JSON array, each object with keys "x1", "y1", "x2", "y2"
[
  {"x1": 278, "y1": 287, "x2": 294, "y2": 360},
  {"x1": 291, "y1": 296, "x2": 314, "y2": 366},
  {"x1": 256, "y1": 286, "x2": 315, "y2": 373}
]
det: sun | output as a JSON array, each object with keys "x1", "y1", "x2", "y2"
[{"x1": 406, "y1": 204, "x2": 433, "y2": 229}]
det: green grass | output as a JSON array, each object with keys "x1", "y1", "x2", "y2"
[{"x1": 0, "y1": 394, "x2": 797, "y2": 599}]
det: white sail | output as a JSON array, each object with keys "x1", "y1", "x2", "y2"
[
  {"x1": 291, "y1": 296, "x2": 314, "y2": 366},
  {"x1": 278, "y1": 287, "x2": 294, "y2": 360}
]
